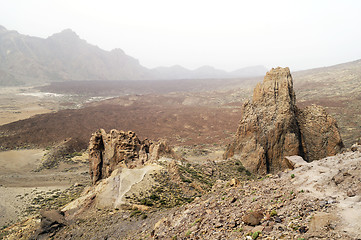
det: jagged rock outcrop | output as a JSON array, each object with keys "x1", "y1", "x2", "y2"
[
  {"x1": 297, "y1": 105, "x2": 344, "y2": 161},
  {"x1": 89, "y1": 129, "x2": 177, "y2": 184},
  {"x1": 224, "y1": 67, "x2": 343, "y2": 174}
]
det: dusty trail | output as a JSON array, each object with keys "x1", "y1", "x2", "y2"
[{"x1": 291, "y1": 151, "x2": 361, "y2": 238}]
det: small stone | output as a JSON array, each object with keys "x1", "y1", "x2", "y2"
[
  {"x1": 252, "y1": 225, "x2": 264, "y2": 233},
  {"x1": 319, "y1": 200, "x2": 328, "y2": 207},
  {"x1": 228, "y1": 220, "x2": 237, "y2": 228},
  {"x1": 299, "y1": 226, "x2": 308, "y2": 233},
  {"x1": 274, "y1": 216, "x2": 282, "y2": 223},
  {"x1": 347, "y1": 189, "x2": 356, "y2": 197},
  {"x1": 204, "y1": 167, "x2": 213, "y2": 176},
  {"x1": 215, "y1": 222, "x2": 223, "y2": 228},
  {"x1": 350, "y1": 143, "x2": 360, "y2": 152},
  {"x1": 229, "y1": 178, "x2": 240, "y2": 187},
  {"x1": 264, "y1": 226, "x2": 273, "y2": 232},
  {"x1": 242, "y1": 210, "x2": 264, "y2": 226}
]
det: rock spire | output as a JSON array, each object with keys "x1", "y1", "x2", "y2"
[{"x1": 224, "y1": 67, "x2": 343, "y2": 174}]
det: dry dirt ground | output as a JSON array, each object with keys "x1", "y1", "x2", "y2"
[
  {"x1": 0, "y1": 149, "x2": 89, "y2": 228},
  {"x1": 0, "y1": 92, "x2": 245, "y2": 150},
  {"x1": 0, "y1": 85, "x2": 119, "y2": 126},
  {"x1": 0, "y1": 87, "x2": 56, "y2": 126}
]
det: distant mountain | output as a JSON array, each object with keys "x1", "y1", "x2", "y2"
[
  {"x1": 0, "y1": 25, "x2": 268, "y2": 85},
  {"x1": 0, "y1": 26, "x2": 151, "y2": 85},
  {"x1": 152, "y1": 65, "x2": 192, "y2": 79},
  {"x1": 192, "y1": 65, "x2": 229, "y2": 79}
]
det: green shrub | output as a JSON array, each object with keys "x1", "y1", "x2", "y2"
[
  {"x1": 130, "y1": 209, "x2": 141, "y2": 217},
  {"x1": 270, "y1": 209, "x2": 277, "y2": 216},
  {"x1": 139, "y1": 198, "x2": 153, "y2": 206},
  {"x1": 252, "y1": 231, "x2": 261, "y2": 239},
  {"x1": 149, "y1": 194, "x2": 160, "y2": 201}
]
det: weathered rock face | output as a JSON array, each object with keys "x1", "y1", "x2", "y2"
[
  {"x1": 224, "y1": 67, "x2": 302, "y2": 174},
  {"x1": 224, "y1": 67, "x2": 343, "y2": 174},
  {"x1": 297, "y1": 105, "x2": 344, "y2": 161},
  {"x1": 89, "y1": 129, "x2": 177, "y2": 184}
]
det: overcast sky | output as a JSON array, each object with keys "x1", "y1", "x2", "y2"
[{"x1": 1, "y1": 0, "x2": 361, "y2": 71}]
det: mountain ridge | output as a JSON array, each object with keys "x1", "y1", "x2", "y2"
[{"x1": 0, "y1": 25, "x2": 267, "y2": 86}]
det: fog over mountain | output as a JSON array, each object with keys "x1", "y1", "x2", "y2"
[{"x1": 0, "y1": 26, "x2": 267, "y2": 86}]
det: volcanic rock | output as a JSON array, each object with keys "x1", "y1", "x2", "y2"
[
  {"x1": 31, "y1": 210, "x2": 67, "y2": 239},
  {"x1": 284, "y1": 155, "x2": 308, "y2": 170},
  {"x1": 89, "y1": 129, "x2": 177, "y2": 184},
  {"x1": 224, "y1": 67, "x2": 343, "y2": 174},
  {"x1": 242, "y1": 210, "x2": 264, "y2": 226},
  {"x1": 297, "y1": 104, "x2": 344, "y2": 161}
]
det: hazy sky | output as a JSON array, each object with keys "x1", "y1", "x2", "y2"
[{"x1": 1, "y1": 0, "x2": 361, "y2": 71}]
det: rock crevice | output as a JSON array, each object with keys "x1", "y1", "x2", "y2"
[{"x1": 224, "y1": 67, "x2": 344, "y2": 174}]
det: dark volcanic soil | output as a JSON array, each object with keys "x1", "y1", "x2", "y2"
[{"x1": 0, "y1": 94, "x2": 243, "y2": 150}]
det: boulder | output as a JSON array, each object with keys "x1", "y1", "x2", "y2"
[
  {"x1": 31, "y1": 210, "x2": 67, "y2": 239},
  {"x1": 284, "y1": 155, "x2": 308, "y2": 169},
  {"x1": 224, "y1": 67, "x2": 344, "y2": 174}
]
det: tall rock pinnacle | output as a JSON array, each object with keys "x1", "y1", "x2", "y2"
[{"x1": 224, "y1": 67, "x2": 344, "y2": 174}]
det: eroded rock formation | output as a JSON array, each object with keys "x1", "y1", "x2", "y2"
[
  {"x1": 89, "y1": 129, "x2": 177, "y2": 184},
  {"x1": 297, "y1": 105, "x2": 344, "y2": 161},
  {"x1": 224, "y1": 67, "x2": 344, "y2": 174}
]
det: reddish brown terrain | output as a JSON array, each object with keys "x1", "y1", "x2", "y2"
[
  {"x1": 0, "y1": 77, "x2": 261, "y2": 151},
  {"x1": 0, "y1": 93, "x2": 243, "y2": 150}
]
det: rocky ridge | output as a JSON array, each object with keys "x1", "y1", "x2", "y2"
[{"x1": 224, "y1": 67, "x2": 344, "y2": 174}]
